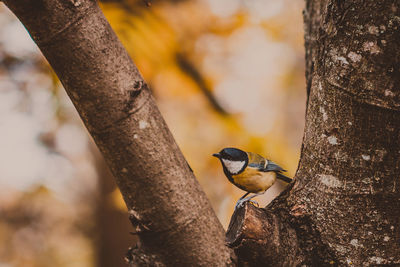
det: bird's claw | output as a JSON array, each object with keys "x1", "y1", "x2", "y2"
[
  {"x1": 248, "y1": 200, "x2": 259, "y2": 207},
  {"x1": 234, "y1": 199, "x2": 244, "y2": 210},
  {"x1": 234, "y1": 199, "x2": 259, "y2": 210}
]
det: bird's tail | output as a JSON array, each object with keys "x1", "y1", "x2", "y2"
[{"x1": 277, "y1": 173, "x2": 292, "y2": 183}]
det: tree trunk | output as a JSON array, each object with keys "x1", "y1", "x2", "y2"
[
  {"x1": 2, "y1": 0, "x2": 234, "y2": 265},
  {"x1": 227, "y1": 1, "x2": 400, "y2": 266}
]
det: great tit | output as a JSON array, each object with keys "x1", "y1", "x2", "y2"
[{"x1": 213, "y1": 147, "x2": 292, "y2": 209}]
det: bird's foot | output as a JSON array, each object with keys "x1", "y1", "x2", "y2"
[
  {"x1": 234, "y1": 199, "x2": 245, "y2": 210},
  {"x1": 248, "y1": 199, "x2": 259, "y2": 207},
  {"x1": 234, "y1": 199, "x2": 259, "y2": 210}
]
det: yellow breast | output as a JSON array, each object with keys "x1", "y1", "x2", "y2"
[{"x1": 231, "y1": 167, "x2": 276, "y2": 193}]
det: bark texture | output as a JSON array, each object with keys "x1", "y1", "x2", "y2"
[
  {"x1": 228, "y1": 1, "x2": 400, "y2": 266},
  {"x1": 3, "y1": 0, "x2": 233, "y2": 265}
]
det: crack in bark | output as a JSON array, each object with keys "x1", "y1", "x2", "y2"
[
  {"x1": 324, "y1": 79, "x2": 400, "y2": 112},
  {"x1": 124, "y1": 80, "x2": 146, "y2": 113},
  {"x1": 36, "y1": 4, "x2": 94, "y2": 46},
  {"x1": 93, "y1": 88, "x2": 153, "y2": 134}
]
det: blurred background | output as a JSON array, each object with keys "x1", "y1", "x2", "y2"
[{"x1": 0, "y1": 0, "x2": 305, "y2": 266}]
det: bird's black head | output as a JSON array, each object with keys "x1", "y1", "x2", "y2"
[
  {"x1": 213, "y1": 148, "x2": 248, "y2": 161},
  {"x1": 213, "y1": 148, "x2": 248, "y2": 175}
]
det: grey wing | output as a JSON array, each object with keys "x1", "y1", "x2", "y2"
[
  {"x1": 262, "y1": 161, "x2": 287, "y2": 172},
  {"x1": 247, "y1": 152, "x2": 267, "y2": 169}
]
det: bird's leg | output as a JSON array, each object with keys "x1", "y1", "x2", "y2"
[
  {"x1": 239, "y1": 192, "x2": 250, "y2": 199},
  {"x1": 235, "y1": 191, "x2": 265, "y2": 209},
  {"x1": 234, "y1": 192, "x2": 251, "y2": 210}
]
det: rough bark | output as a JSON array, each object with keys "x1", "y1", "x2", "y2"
[
  {"x1": 227, "y1": 1, "x2": 400, "y2": 266},
  {"x1": 2, "y1": 0, "x2": 234, "y2": 265}
]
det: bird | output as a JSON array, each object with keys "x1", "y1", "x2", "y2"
[{"x1": 213, "y1": 147, "x2": 292, "y2": 209}]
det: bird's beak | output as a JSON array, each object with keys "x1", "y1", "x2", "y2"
[{"x1": 212, "y1": 153, "x2": 220, "y2": 158}]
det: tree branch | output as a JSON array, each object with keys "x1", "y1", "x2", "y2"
[
  {"x1": 226, "y1": 203, "x2": 302, "y2": 266},
  {"x1": 2, "y1": 0, "x2": 234, "y2": 265}
]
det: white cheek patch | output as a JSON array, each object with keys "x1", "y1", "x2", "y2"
[{"x1": 222, "y1": 159, "x2": 245, "y2": 174}]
